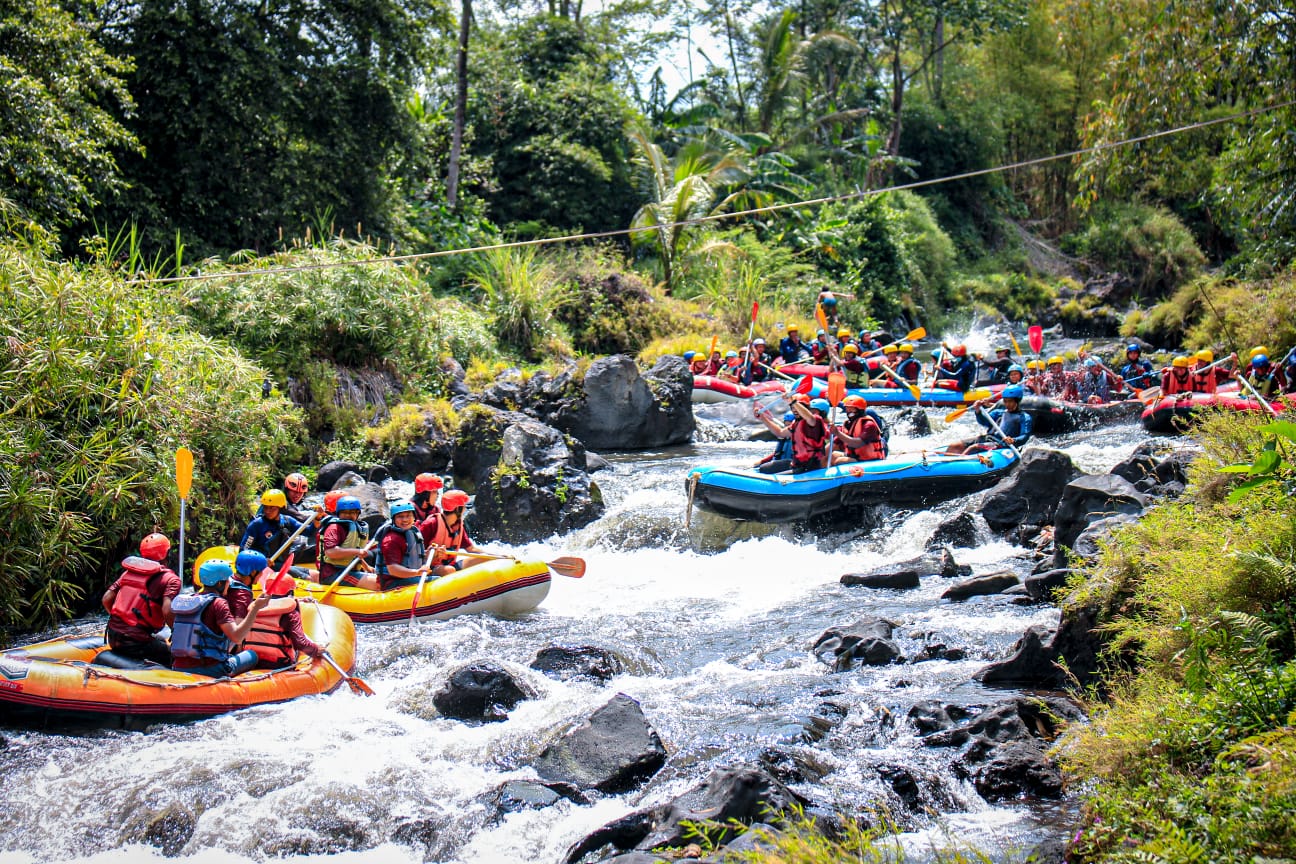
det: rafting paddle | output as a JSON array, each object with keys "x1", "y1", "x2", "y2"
[
  {"x1": 1028, "y1": 326, "x2": 1044, "y2": 357},
  {"x1": 175, "y1": 448, "x2": 193, "y2": 589},
  {"x1": 861, "y1": 327, "x2": 927, "y2": 357},
  {"x1": 740, "y1": 301, "x2": 759, "y2": 380},
  {"x1": 1234, "y1": 369, "x2": 1282, "y2": 417},
  {"x1": 976, "y1": 406, "x2": 1023, "y2": 460},
  {"x1": 1009, "y1": 331, "x2": 1025, "y2": 364},
  {"x1": 877, "y1": 363, "x2": 922, "y2": 401},
  {"x1": 406, "y1": 546, "x2": 440, "y2": 628},
  {"x1": 825, "y1": 371, "x2": 846, "y2": 464},
  {"x1": 322, "y1": 651, "x2": 375, "y2": 696},
  {"x1": 439, "y1": 548, "x2": 587, "y2": 578},
  {"x1": 318, "y1": 538, "x2": 378, "y2": 602},
  {"x1": 268, "y1": 506, "x2": 322, "y2": 565}
]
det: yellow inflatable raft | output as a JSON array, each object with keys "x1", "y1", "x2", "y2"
[
  {"x1": 192, "y1": 546, "x2": 552, "y2": 624},
  {"x1": 0, "y1": 603, "x2": 355, "y2": 730},
  {"x1": 293, "y1": 558, "x2": 552, "y2": 624}
]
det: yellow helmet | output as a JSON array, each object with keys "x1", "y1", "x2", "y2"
[
  {"x1": 260, "y1": 489, "x2": 288, "y2": 508},
  {"x1": 842, "y1": 343, "x2": 860, "y2": 355},
  {"x1": 1026, "y1": 359, "x2": 1042, "y2": 371},
  {"x1": 1195, "y1": 349, "x2": 1214, "y2": 363},
  {"x1": 1171, "y1": 355, "x2": 1192, "y2": 368},
  {"x1": 837, "y1": 328, "x2": 852, "y2": 339},
  {"x1": 787, "y1": 323, "x2": 800, "y2": 332},
  {"x1": 882, "y1": 344, "x2": 898, "y2": 354},
  {"x1": 1249, "y1": 346, "x2": 1269, "y2": 360},
  {"x1": 898, "y1": 343, "x2": 914, "y2": 354},
  {"x1": 1047, "y1": 355, "x2": 1065, "y2": 366}
]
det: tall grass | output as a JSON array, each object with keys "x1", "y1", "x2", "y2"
[
  {"x1": 0, "y1": 242, "x2": 303, "y2": 636},
  {"x1": 467, "y1": 245, "x2": 573, "y2": 360}
]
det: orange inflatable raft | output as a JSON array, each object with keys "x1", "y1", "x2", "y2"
[{"x1": 0, "y1": 602, "x2": 355, "y2": 730}]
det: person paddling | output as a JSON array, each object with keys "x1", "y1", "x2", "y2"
[
  {"x1": 752, "y1": 408, "x2": 796, "y2": 474},
  {"x1": 946, "y1": 385, "x2": 1032, "y2": 454},
  {"x1": 171, "y1": 561, "x2": 267, "y2": 678},
  {"x1": 1161, "y1": 355, "x2": 1194, "y2": 396},
  {"x1": 371, "y1": 502, "x2": 430, "y2": 590},
  {"x1": 101, "y1": 533, "x2": 182, "y2": 667},
  {"x1": 245, "y1": 569, "x2": 325, "y2": 669},
  {"x1": 420, "y1": 490, "x2": 487, "y2": 576},
  {"x1": 753, "y1": 393, "x2": 830, "y2": 473},
  {"x1": 1118, "y1": 344, "x2": 1155, "y2": 390},
  {"x1": 834, "y1": 395, "x2": 886, "y2": 464},
  {"x1": 241, "y1": 490, "x2": 323, "y2": 569},
  {"x1": 317, "y1": 496, "x2": 374, "y2": 588}
]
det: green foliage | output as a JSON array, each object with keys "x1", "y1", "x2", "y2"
[
  {"x1": 0, "y1": 0, "x2": 137, "y2": 230},
  {"x1": 1063, "y1": 414, "x2": 1296, "y2": 862},
  {"x1": 467, "y1": 246, "x2": 574, "y2": 361},
  {"x1": 0, "y1": 242, "x2": 303, "y2": 635},
  {"x1": 1065, "y1": 202, "x2": 1205, "y2": 299},
  {"x1": 951, "y1": 272, "x2": 1059, "y2": 323},
  {"x1": 550, "y1": 246, "x2": 691, "y2": 355},
  {"x1": 363, "y1": 400, "x2": 456, "y2": 461},
  {"x1": 1126, "y1": 270, "x2": 1296, "y2": 352}
]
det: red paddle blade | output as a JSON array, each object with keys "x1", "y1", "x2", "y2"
[
  {"x1": 276, "y1": 553, "x2": 294, "y2": 580},
  {"x1": 750, "y1": 301, "x2": 759, "y2": 322},
  {"x1": 1028, "y1": 326, "x2": 1044, "y2": 355},
  {"x1": 794, "y1": 375, "x2": 815, "y2": 395}
]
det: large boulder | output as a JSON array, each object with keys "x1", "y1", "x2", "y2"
[
  {"x1": 450, "y1": 405, "x2": 533, "y2": 491},
  {"x1": 470, "y1": 418, "x2": 604, "y2": 543},
  {"x1": 317, "y1": 460, "x2": 360, "y2": 491},
  {"x1": 1069, "y1": 514, "x2": 1140, "y2": 564},
  {"x1": 926, "y1": 512, "x2": 982, "y2": 550},
  {"x1": 979, "y1": 449, "x2": 1080, "y2": 532},
  {"x1": 1053, "y1": 475, "x2": 1147, "y2": 564},
  {"x1": 812, "y1": 618, "x2": 902, "y2": 670},
  {"x1": 974, "y1": 626, "x2": 1059, "y2": 688},
  {"x1": 967, "y1": 741, "x2": 1064, "y2": 801},
  {"x1": 432, "y1": 662, "x2": 534, "y2": 724},
  {"x1": 327, "y1": 475, "x2": 389, "y2": 533},
  {"x1": 387, "y1": 411, "x2": 454, "y2": 479},
  {"x1": 563, "y1": 766, "x2": 803, "y2": 863},
  {"x1": 976, "y1": 598, "x2": 1113, "y2": 692},
  {"x1": 561, "y1": 355, "x2": 695, "y2": 450},
  {"x1": 533, "y1": 694, "x2": 667, "y2": 793}
]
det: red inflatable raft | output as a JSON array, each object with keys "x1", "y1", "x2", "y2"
[{"x1": 1141, "y1": 391, "x2": 1287, "y2": 433}]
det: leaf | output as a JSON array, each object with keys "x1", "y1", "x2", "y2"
[
  {"x1": 1226, "y1": 476, "x2": 1276, "y2": 503},
  {"x1": 1258, "y1": 420, "x2": 1296, "y2": 444},
  {"x1": 1251, "y1": 450, "x2": 1281, "y2": 475}
]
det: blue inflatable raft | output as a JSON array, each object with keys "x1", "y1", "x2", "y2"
[
  {"x1": 686, "y1": 448, "x2": 1020, "y2": 523},
  {"x1": 798, "y1": 378, "x2": 991, "y2": 406}
]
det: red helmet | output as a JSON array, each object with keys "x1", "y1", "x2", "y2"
[
  {"x1": 950, "y1": 344, "x2": 968, "y2": 357},
  {"x1": 139, "y1": 533, "x2": 170, "y2": 561},
  {"x1": 323, "y1": 489, "x2": 344, "y2": 514},
  {"x1": 257, "y1": 569, "x2": 296, "y2": 597},
  {"x1": 841, "y1": 395, "x2": 868, "y2": 410},
  {"x1": 284, "y1": 472, "x2": 308, "y2": 494},
  {"x1": 415, "y1": 473, "x2": 444, "y2": 494},
  {"x1": 440, "y1": 490, "x2": 470, "y2": 511}
]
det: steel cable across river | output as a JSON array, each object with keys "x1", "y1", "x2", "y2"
[{"x1": 0, "y1": 361, "x2": 1182, "y2": 864}]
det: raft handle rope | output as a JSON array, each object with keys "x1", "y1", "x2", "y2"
[{"x1": 122, "y1": 100, "x2": 1296, "y2": 288}]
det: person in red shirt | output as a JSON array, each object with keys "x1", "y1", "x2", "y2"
[
  {"x1": 374, "y1": 502, "x2": 430, "y2": 590},
  {"x1": 171, "y1": 561, "x2": 267, "y2": 677},
  {"x1": 412, "y1": 473, "x2": 443, "y2": 522},
  {"x1": 316, "y1": 496, "x2": 376, "y2": 589},
  {"x1": 101, "y1": 533, "x2": 183, "y2": 666},
  {"x1": 247, "y1": 569, "x2": 326, "y2": 669},
  {"x1": 420, "y1": 489, "x2": 487, "y2": 577}
]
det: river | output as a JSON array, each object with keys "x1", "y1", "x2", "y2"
[{"x1": 0, "y1": 360, "x2": 1160, "y2": 864}]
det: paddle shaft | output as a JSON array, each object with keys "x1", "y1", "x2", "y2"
[
  {"x1": 438, "y1": 547, "x2": 586, "y2": 577},
  {"x1": 976, "y1": 406, "x2": 1023, "y2": 459},
  {"x1": 1234, "y1": 369, "x2": 1282, "y2": 416},
  {"x1": 322, "y1": 651, "x2": 374, "y2": 696},
  {"x1": 318, "y1": 539, "x2": 377, "y2": 602},
  {"x1": 741, "y1": 301, "x2": 759, "y2": 380},
  {"x1": 269, "y1": 511, "x2": 318, "y2": 564},
  {"x1": 758, "y1": 361, "x2": 796, "y2": 382},
  {"x1": 877, "y1": 363, "x2": 921, "y2": 400},
  {"x1": 859, "y1": 326, "x2": 927, "y2": 358}
]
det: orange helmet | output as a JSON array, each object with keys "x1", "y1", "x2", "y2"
[
  {"x1": 440, "y1": 490, "x2": 470, "y2": 511},
  {"x1": 950, "y1": 344, "x2": 968, "y2": 357},
  {"x1": 415, "y1": 473, "x2": 444, "y2": 494},
  {"x1": 789, "y1": 392, "x2": 811, "y2": 405},
  {"x1": 139, "y1": 533, "x2": 170, "y2": 561},
  {"x1": 284, "y1": 472, "x2": 308, "y2": 495},
  {"x1": 841, "y1": 395, "x2": 868, "y2": 410},
  {"x1": 323, "y1": 489, "x2": 344, "y2": 514}
]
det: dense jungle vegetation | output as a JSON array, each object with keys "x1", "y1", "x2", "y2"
[{"x1": 2, "y1": 0, "x2": 1296, "y2": 857}]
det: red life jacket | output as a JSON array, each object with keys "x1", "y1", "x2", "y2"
[
  {"x1": 109, "y1": 557, "x2": 167, "y2": 634},
  {"x1": 1162, "y1": 368, "x2": 1192, "y2": 396},
  {"x1": 791, "y1": 417, "x2": 829, "y2": 466},
  {"x1": 1190, "y1": 369, "x2": 1217, "y2": 394},
  {"x1": 421, "y1": 512, "x2": 469, "y2": 566},
  {"x1": 243, "y1": 597, "x2": 300, "y2": 666},
  {"x1": 845, "y1": 416, "x2": 886, "y2": 461}
]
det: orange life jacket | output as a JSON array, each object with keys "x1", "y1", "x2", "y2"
[
  {"x1": 109, "y1": 557, "x2": 167, "y2": 634},
  {"x1": 845, "y1": 415, "x2": 886, "y2": 461},
  {"x1": 791, "y1": 417, "x2": 829, "y2": 466},
  {"x1": 1162, "y1": 368, "x2": 1193, "y2": 396},
  {"x1": 243, "y1": 597, "x2": 300, "y2": 666},
  {"x1": 1191, "y1": 368, "x2": 1217, "y2": 394},
  {"x1": 421, "y1": 512, "x2": 469, "y2": 566}
]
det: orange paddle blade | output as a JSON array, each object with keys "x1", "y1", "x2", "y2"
[
  {"x1": 175, "y1": 447, "x2": 194, "y2": 499},
  {"x1": 827, "y1": 372, "x2": 847, "y2": 406},
  {"x1": 815, "y1": 303, "x2": 829, "y2": 333},
  {"x1": 547, "y1": 556, "x2": 586, "y2": 578},
  {"x1": 794, "y1": 375, "x2": 815, "y2": 395},
  {"x1": 944, "y1": 406, "x2": 970, "y2": 423}
]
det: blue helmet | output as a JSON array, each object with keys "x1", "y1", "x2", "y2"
[
  {"x1": 335, "y1": 496, "x2": 362, "y2": 514},
  {"x1": 809, "y1": 398, "x2": 831, "y2": 414},
  {"x1": 1084, "y1": 358, "x2": 1098, "y2": 368},
  {"x1": 782, "y1": 412, "x2": 795, "y2": 422},
  {"x1": 1002, "y1": 385, "x2": 1025, "y2": 400},
  {"x1": 390, "y1": 501, "x2": 417, "y2": 518},
  {"x1": 1126, "y1": 344, "x2": 1141, "y2": 354},
  {"x1": 1253, "y1": 354, "x2": 1269, "y2": 367},
  {"x1": 199, "y1": 559, "x2": 234, "y2": 587},
  {"x1": 235, "y1": 550, "x2": 267, "y2": 577},
  {"x1": 1007, "y1": 363, "x2": 1024, "y2": 374},
  {"x1": 682, "y1": 351, "x2": 696, "y2": 361}
]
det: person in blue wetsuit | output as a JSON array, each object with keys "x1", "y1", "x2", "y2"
[
  {"x1": 934, "y1": 344, "x2": 976, "y2": 391},
  {"x1": 779, "y1": 324, "x2": 812, "y2": 364},
  {"x1": 1117, "y1": 344, "x2": 1155, "y2": 390},
  {"x1": 946, "y1": 385, "x2": 1032, "y2": 454}
]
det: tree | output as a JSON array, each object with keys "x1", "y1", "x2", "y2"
[
  {"x1": 446, "y1": 0, "x2": 472, "y2": 207},
  {"x1": 0, "y1": 0, "x2": 136, "y2": 232},
  {"x1": 95, "y1": 0, "x2": 443, "y2": 256}
]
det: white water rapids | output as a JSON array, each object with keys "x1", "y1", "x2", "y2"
[{"x1": 0, "y1": 356, "x2": 1166, "y2": 863}]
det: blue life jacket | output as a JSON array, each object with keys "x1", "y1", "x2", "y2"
[
  {"x1": 773, "y1": 437, "x2": 794, "y2": 461},
  {"x1": 372, "y1": 523, "x2": 426, "y2": 576},
  {"x1": 1119, "y1": 359, "x2": 1154, "y2": 387},
  {"x1": 981, "y1": 407, "x2": 1032, "y2": 445},
  {"x1": 170, "y1": 593, "x2": 232, "y2": 663}
]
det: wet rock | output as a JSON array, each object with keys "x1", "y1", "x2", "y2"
[
  {"x1": 1025, "y1": 835, "x2": 1071, "y2": 864},
  {"x1": 534, "y1": 693, "x2": 667, "y2": 793},
  {"x1": 759, "y1": 747, "x2": 832, "y2": 786},
  {"x1": 141, "y1": 802, "x2": 195, "y2": 857},
  {"x1": 1070, "y1": 514, "x2": 1139, "y2": 564},
  {"x1": 877, "y1": 765, "x2": 923, "y2": 811},
  {"x1": 1052, "y1": 597, "x2": 1112, "y2": 691},
  {"x1": 800, "y1": 699, "x2": 850, "y2": 742},
  {"x1": 325, "y1": 477, "x2": 389, "y2": 533},
  {"x1": 391, "y1": 814, "x2": 455, "y2": 860},
  {"x1": 557, "y1": 355, "x2": 695, "y2": 450},
  {"x1": 365, "y1": 465, "x2": 390, "y2": 483},
  {"x1": 470, "y1": 418, "x2": 604, "y2": 543},
  {"x1": 530, "y1": 645, "x2": 625, "y2": 683},
  {"x1": 317, "y1": 460, "x2": 360, "y2": 491},
  {"x1": 894, "y1": 407, "x2": 931, "y2": 437},
  {"x1": 1110, "y1": 446, "x2": 1159, "y2": 486},
  {"x1": 813, "y1": 618, "x2": 902, "y2": 671},
  {"x1": 968, "y1": 741, "x2": 1063, "y2": 800},
  {"x1": 563, "y1": 766, "x2": 804, "y2": 863},
  {"x1": 488, "y1": 779, "x2": 589, "y2": 817},
  {"x1": 941, "y1": 570, "x2": 1019, "y2": 601},
  {"x1": 979, "y1": 449, "x2": 1080, "y2": 532},
  {"x1": 1052, "y1": 475, "x2": 1147, "y2": 565},
  {"x1": 840, "y1": 569, "x2": 919, "y2": 590},
  {"x1": 720, "y1": 823, "x2": 780, "y2": 856},
  {"x1": 912, "y1": 644, "x2": 966, "y2": 663},
  {"x1": 908, "y1": 701, "x2": 972, "y2": 736},
  {"x1": 450, "y1": 405, "x2": 534, "y2": 490},
  {"x1": 586, "y1": 452, "x2": 611, "y2": 472},
  {"x1": 603, "y1": 854, "x2": 668, "y2": 864},
  {"x1": 1024, "y1": 568, "x2": 1073, "y2": 601},
  {"x1": 441, "y1": 357, "x2": 470, "y2": 398},
  {"x1": 432, "y1": 662, "x2": 534, "y2": 723},
  {"x1": 974, "y1": 626, "x2": 1058, "y2": 688},
  {"x1": 926, "y1": 512, "x2": 981, "y2": 550},
  {"x1": 939, "y1": 547, "x2": 972, "y2": 578}
]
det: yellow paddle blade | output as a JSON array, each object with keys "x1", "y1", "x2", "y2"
[
  {"x1": 963, "y1": 389, "x2": 992, "y2": 401},
  {"x1": 904, "y1": 326, "x2": 926, "y2": 341},
  {"x1": 176, "y1": 447, "x2": 194, "y2": 499},
  {"x1": 192, "y1": 544, "x2": 238, "y2": 587},
  {"x1": 944, "y1": 406, "x2": 970, "y2": 423}
]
